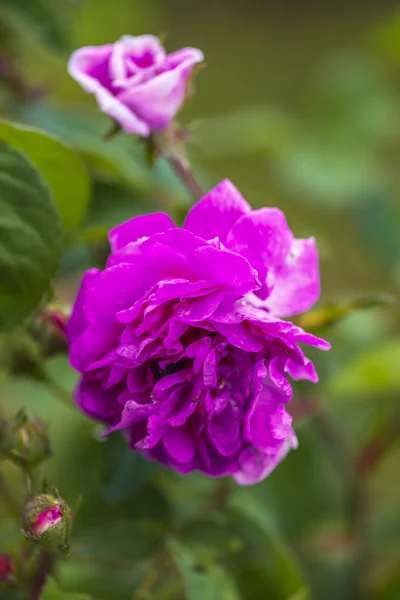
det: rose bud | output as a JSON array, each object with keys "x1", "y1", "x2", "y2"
[
  {"x1": 0, "y1": 554, "x2": 15, "y2": 585},
  {"x1": 2, "y1": 410, "x2": 51, "y2": 468},
  {"x1": 22, "y1": 492, "x2": 72, "y2": 555},
  {"x1": 41, "y1": 303, "x2": 70, "y2": 338},
  {"x1": 68, "y1": 35, "x2": 204, "y2": 136}
]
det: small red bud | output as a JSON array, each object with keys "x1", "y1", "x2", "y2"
[
  {"x1": 41, "y1": 303, "x2": 70, "y2": 337},
  {"x1": 0, "y1": 554, "x2": 15, "y2": 585}
]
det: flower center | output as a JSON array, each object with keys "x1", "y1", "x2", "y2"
[{"x1": 154, "y1": 359, "x2": 185, "y2": 381}]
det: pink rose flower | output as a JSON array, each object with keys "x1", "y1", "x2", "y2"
[{"x1": 68, "y1": 35, "x2": 204, "y2": 136}]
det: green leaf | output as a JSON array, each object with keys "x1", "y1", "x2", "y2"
[
  {"x1": 0, "y1": 120, "x2": 91, "y2": 231},
  {"x1": 168, "y1": 538, "x2": 242, "y2": 600},
  {"x1": 0, "y1": 0, "x2": 69, "y2": 52},
  {"x1": 102, "y1": 434, "x2": 159, "y2": 503},
  {"x1": 329, "y1": 340, "x2": 400, "y2": 398},
  {"x1": 277, "y1": 55, "x2": 398, "y2": 208},
  {"x1": 41, "y1": 577, "x2": 92, "y2": 600},
  {"x1": 0, "y1": 141, "x2": 62, "y2": 330},
  {"x1": 223, "y1": 504, "x2": 310, "y2": 600},
  {"x1": 19, "y1": 105, "x2": 151, "y2": 193},
  {"x1": 79, "y1": 181, "x2": 147, "y2": 243}
]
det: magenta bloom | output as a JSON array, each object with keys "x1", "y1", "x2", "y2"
[
  {"x1": 67, "y1": 180, "x2": 329, "y2": 484},
  {"x1": 68, "y1": 35, "x2": 203, "y2": 136}
]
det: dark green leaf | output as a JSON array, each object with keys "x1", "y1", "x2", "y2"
[
  {"x1": 168, "y1": 538, "x2": 242, "y2": 600},
  {"x1": 102, "y1": 433, "x2": 159, "y2": 503},
  {"x1": 19, "y1": 105, "x2": 151, "y2": 193},
  {"x1": 0, "y1": 141, "x2": 62, "y2": 330},
  {"x1": 80, "y1": 181, "x2": 147, "y2": 244},
  {"x1": 224, "y1": 503, "x2": 310, "y2": 600},
  {"x1": 0, "y1": 0, "x2": 69, "y2": 52},
  {"x1": 0, "y1": 120, "x2": 91, "y2": 231}
]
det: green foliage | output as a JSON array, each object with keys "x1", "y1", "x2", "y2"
[
  {"x1": 169, "y1": 538, "x2": 242, "y2": 600},
  {"x1": 41, "y1": 577, "x2": 92, "y2": 600},
  {"x1": 0, "y1": 120, "x2": 90, "y2": 232},
  {"x1": 0, "y1": 0, "x2": 70, "y2": 52},
  {"x1": 0, "y1": 2, "x2": 399, "y2": 600},
  {"x1": 329, "y1": 340, "x2": 400, "y2": 398},
  {"x1": 0, "y1": 141, "x2": 62, "y2": 330}
]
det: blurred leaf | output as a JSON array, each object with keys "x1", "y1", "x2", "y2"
[
  {"x1": 373, "y1": 8, "x2": 400, "y2": 66},
  {"x1": 0, "y1": 141, "x2": 62, "y2": 330},
  {"x1": 311, "y1": 55, "x2": 397, "y2": 143},
  {"x1": 194, "y1": 107, "x2": 295, "y2": 159},
  {"x1": 42, "y1": 576, "x2": 92, "y2": 600},
  {"x1": 168, "y1": 538, "x2": 242, "y2": 600},
  {"x1": 277, "y1": 55, "x2": 397, "y2": 208},
  {"x1": 0, "y1": 119, "x2": 91, "y2": 231},
  {"x1": 277, "y1": 137, "x2": 383, "y2": 207},
  {"x1": 179, "y1": 517, "x2": 244, "y2": 562},
  {"x1": 102, "y1": 434, "x2": 159, "y2": 503},
  {"x1": 296, "y1": 295, "x2": 395, "y2": 331},
  {"x1": 72, "y1": 0, "x2": 162, "y2": 47},
  {"x1": 329, "y1": 340, "x2": 400, "y2": 397},
  {"x1": 0, "y1": 0, "x2": 69, "y2": 52},
  {"x1": 19, "y1": 104, "x2": 152, "y2": 193},
  {"x1": 354, "y1": 195, "x2": 400, "y2": 266},
  {"x1": 79, "y1": 181, "x2": 147, "y2": 243},
  {"x1": 223, "y1": 505, "x2": 310, "y2": 600}
]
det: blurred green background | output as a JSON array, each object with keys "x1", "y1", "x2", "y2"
[{"x1": 0, "y1": 0, "x2": 400, "y2": 599}]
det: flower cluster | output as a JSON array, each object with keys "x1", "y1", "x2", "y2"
[
  {"x1": 67, "y1": 179, "x2": 329, "y2": 484},
  {"x1": 68, "y1": 35, "x2": 203, "y2": 136}
]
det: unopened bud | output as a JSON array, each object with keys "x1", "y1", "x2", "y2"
[
  {"x1": 22, "y1": 492, "x2": 72, "y2": 555},
  {"x1": 41, "y1": 303, "x2": 70, "y2": 338},
  {"x1": 1, "y1": 410, "x2": 51, "y2": 468},
  {"x1": 0, "y1": 554, "x2": 15, "y2": 586}
]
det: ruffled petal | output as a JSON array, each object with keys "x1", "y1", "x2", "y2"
[
  {"x1": 265, "y1": 237, "x2": 321, "y2": 317},
  {"x1": 109, "y1": 213, "x2": 176, "y2": 252},
  {"x1": 234, "y1": 434, "x2": 298, "y2": 486},
  {"x1": 184, "y1": 179, "x2": 251, "y2": 242},
  {"x1": 68, "y1": 45, "x2": 150, "y2": 135},
  {"x1": 117, "y1": 47, "x2": 203, "y2": 129}
]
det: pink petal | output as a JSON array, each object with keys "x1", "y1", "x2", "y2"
[
  {"x1": 118, "y1": 47, "x2": 203, "y2": 129},
  {"x1": 163, "y1": 424, "x2": 195, "y2": 464},
  {"x1": 184, "y1": 179, "x2": 251, "y2": 242},
  {"x1": 68, "y1": 45, "x2": 150, "y2": 135},
  {"x1": 109, "y1": 213, "x2": 176, "y2": 251},
  {"x1": 66, "y1": 269, "x2": 100, "y2": 343},
  {"x1": 265, "y1": 237, "x2": 321, "y2": 317},
  {"x1": 83, "y1": 263, "x2": 157, "y2": 321}
]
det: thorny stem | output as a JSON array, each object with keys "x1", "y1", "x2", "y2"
[{"x1": 165, "y1": 152, "x2": 204, "y2": 202}]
